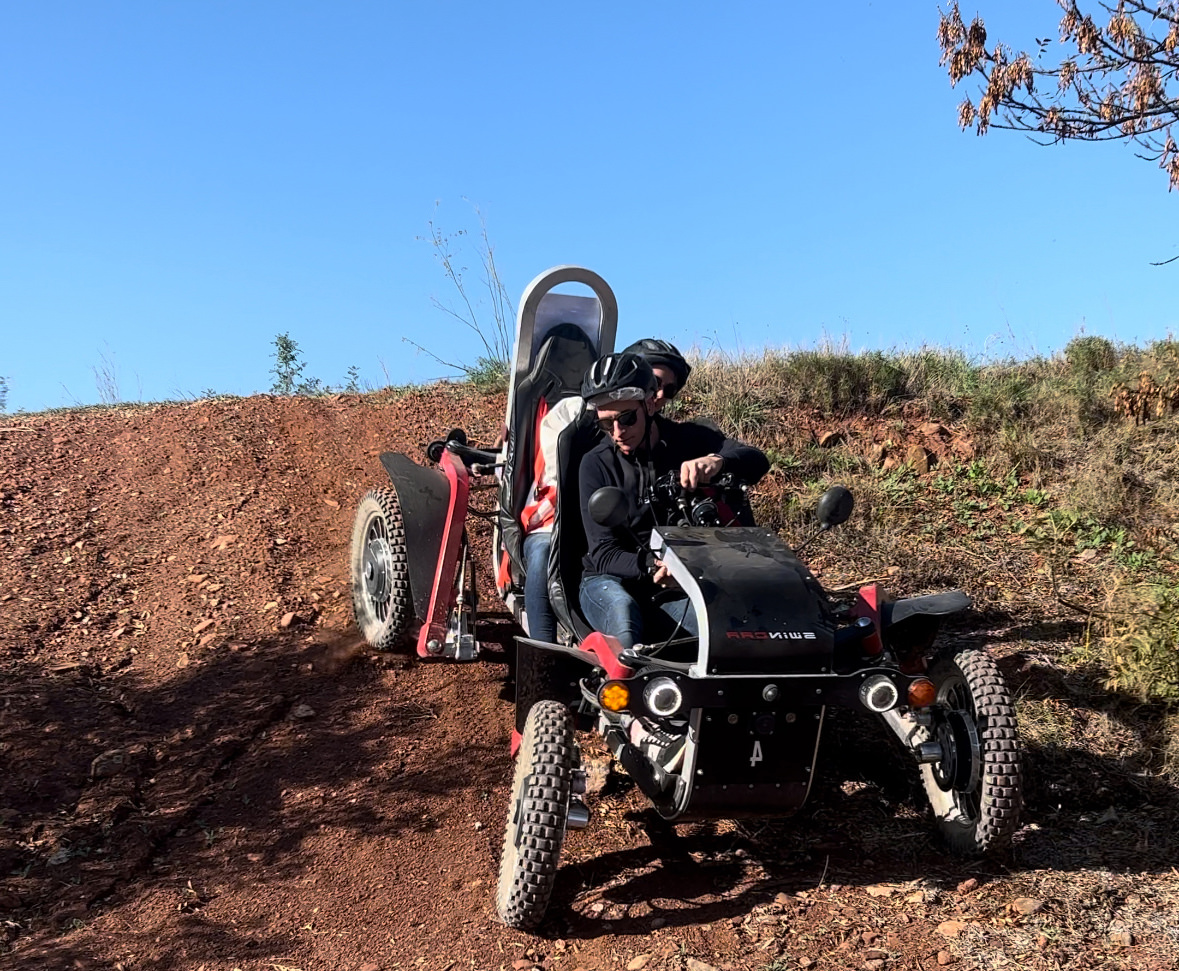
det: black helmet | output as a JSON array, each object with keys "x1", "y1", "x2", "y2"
[
  {"x1": 581, "y1": 352, "x2": 658, "y2": 407},
  {"x1": 622, "y1": 338, "x2": 692, "y2": 388}
]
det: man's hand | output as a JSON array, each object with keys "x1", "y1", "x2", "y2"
[
  {"x1": 651, "y1": 559, "x2": 680, "y2": 589},
  {"x1": 680, "y1": 453, "x2": 724, "y2": 490}
]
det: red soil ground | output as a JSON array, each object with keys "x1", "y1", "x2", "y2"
[{"x1": 1, "y1": 390, "x2": 1175, "y2": 971}]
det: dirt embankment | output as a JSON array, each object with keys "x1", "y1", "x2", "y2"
[{"x1": 1, "y1": 393, "x2": 1176, "y2": 971}]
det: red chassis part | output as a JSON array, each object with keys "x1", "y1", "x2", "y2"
[
  {"x1": 850, "y1": 582, "x2": 885, "y2": 657},
  {"x1": 851, "y1": 582, "x2": 944, "y2": 674},
  {"x1": 415, "y1": 449, "x2": 472, "y2": 658},
  {"x1": 509, "y1": 632, "x2": 633, "y2": 756},
  {"x1": 578, "y1": 631, "x2": 634, "y2": 681}
]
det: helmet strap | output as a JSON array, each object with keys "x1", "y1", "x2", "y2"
[{"x1": 643, "y1": 399, "x2": 659, "y2": 449}]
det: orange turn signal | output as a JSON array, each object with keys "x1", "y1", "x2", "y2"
[
  {"x1": 599, "y1": 682, "x2": 630, "y2": 712},
  {"x1": 907, "y1": 677, "x2": 937, "y2": 708}
]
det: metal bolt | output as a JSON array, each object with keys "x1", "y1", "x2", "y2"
[
  {"x1": 762, "y1": 684, "x2": 779, "y2": 702},
  {"x1": 727, "y1": 713, "x2": 739, "y2": 725}
]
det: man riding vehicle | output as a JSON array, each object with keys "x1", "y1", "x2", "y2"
[
  {"x1": 577, "y1": 351, "x2": 770, "y2": 649},
  {"x1": 522, "y1": 338, "x2": 696, "y2": 643}
]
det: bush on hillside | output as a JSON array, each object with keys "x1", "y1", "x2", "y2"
[
  {"x1": 1098, "y1": 581, "x2": 1179, "y2": 706},
  {"x1": 1065, "y1": 336, "x2": 1118, "y2": 374}
]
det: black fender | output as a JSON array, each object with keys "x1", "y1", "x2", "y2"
[
  {"x1": 378, "y1": 451, "x2": 461, "y2": 623},
  {"x1": 883, "y1": 590, "x2": 971, "y2": 655}
]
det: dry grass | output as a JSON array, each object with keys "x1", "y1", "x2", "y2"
[{"x1": 1090, "y1": 578, "x2": 1179, "y2": 705}]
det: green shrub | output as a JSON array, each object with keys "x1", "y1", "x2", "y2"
[
  {"x1": 466, "y1": 355, "x2": 510, "y2": 393},
  {"x1": 675, "y1": 352, "x2": 770, "y2": 437},
  {"x1": 269, "y1": 333, "x2": 325, "y2": 395},
  {"x1": 1065, "y1": 335, "x2": 1117, "y2": 373},
  {"x1": 1098, "y1": 581, "x2": 1179, "y2": 704}
]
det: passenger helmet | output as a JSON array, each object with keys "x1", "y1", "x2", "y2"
[
  {"x1": 622, "y1": 338, "x2": 692, "y2": 388},
  {"x1": 581, "y1": 352, "x2": 658, "y2": 407}
]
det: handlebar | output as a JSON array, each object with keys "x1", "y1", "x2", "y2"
[
  {"x1": 425, "y1": 434, "x2": 502, "y2": 474},
  {"x1": 649, "y1": 470, "x2": 748, "y2": 528},
  {"x1": 447, "y1": 441, "x2": 501, "y2": 469}
]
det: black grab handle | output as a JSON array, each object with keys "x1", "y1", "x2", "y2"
[{"x1": 424, "y1": 435, "x2": 501, "y2": 472}]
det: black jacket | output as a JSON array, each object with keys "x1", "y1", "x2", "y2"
[{"x1": 579, "y1": 415, "x2": 770, "y2": 579}]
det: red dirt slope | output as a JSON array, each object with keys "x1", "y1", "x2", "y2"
[{"x1": 1, "y1": 392, "x2": 1175, "y2": 971}]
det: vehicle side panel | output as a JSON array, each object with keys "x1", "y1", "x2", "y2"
[{"x1": 380, "y1": 451, "x2": 458, "y2": 623}]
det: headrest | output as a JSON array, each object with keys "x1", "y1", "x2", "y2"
[{"x1": 527, "y1": 323, "x2": 598, "y2": 404}]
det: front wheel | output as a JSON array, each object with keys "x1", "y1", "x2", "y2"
[
  {"x1": 921, "y1": 648, "x2": 1022, "y2": 856},
  {"x1": 496, "y1": 700, "x2": 575, "y2": 930}
]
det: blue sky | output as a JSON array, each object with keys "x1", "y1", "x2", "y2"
[{"x1": 2, "y1": 1, "x2": 1176, "y2": 413}]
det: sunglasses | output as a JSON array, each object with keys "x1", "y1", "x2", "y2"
[
  {"x1": 597, "y1": 408, "x2": 642, "y2": 433},
  {"x1": 657, "y1": 378, "x2": 679, "y2": 399}
]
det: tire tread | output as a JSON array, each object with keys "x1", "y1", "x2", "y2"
[
  {"x1": 496, "y1": 701, "x2": 575, "y2": 930},
  {"x1": 349, "y1": 488, "x2": 413, "y2": 650},
  {"x1": 925, "y1": 648, "x2": 1023, "y2": 856}
]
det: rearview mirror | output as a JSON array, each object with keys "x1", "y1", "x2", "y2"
[
  {"x1": 588, "y1": 486, "x2": 631, "y2": 528},
  {"x1": 815, "y1": 485, "x2": 854, "y2": 529}
]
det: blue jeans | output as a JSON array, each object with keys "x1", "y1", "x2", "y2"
[
  {"x1": 579, "y1": 573, "x2": 698, "y2": 650},
  {"x1": 523, "y1": 531, "x2": 556, "y2": 643}
]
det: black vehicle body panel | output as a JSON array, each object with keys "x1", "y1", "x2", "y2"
[
  {"x1": 687, "y1": 711, "x2": 824, "y2": 816},
  {"x1": 658, "y1": 527, "x2": 837, "y2": 674}
]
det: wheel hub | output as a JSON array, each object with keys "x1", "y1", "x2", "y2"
[
  {"x1": 362, "y1": 536, "x2": 394, "y2": 605},
  {"x1": 930, "y1": 708, "x2": 981, "y2": 793}
]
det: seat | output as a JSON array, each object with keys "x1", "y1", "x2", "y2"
[
  {"x1": 546, "y1": 403, "x2": 602, "y2": 642},
  {"x1": 497, "y1": 323, "x2": 598, "y2": 597}
]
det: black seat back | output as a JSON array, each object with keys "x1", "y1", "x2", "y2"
[
  {"x1": 498, "y1": 323, "x2": 598, "y2": 592},
  {"x1": 547, "y1": 404, "x2": 601, "y2": 641}
]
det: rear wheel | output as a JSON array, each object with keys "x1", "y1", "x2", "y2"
[
  {"x1": 350, "y1": 488, "x2": 412, "y2": 650},
  {"x1": 496, "y1": 700, "x2": 575, "y2": 930},
  {"x1": 922, "y1": 649, "x2": 1022, "y2": 855}
]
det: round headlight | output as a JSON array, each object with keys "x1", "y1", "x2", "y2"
[
  {"x1": 859, "y1": 674, "x2": 900, "y2": 713},
  {"x1": 643, "y1": 677, "x2": 683, "y2": 717}
]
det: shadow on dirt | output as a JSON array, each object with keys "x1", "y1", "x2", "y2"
[
  {"x1": 537, "y1": 687, "x2": 1179, "y2": 943},
  {"x1": 7, "y1": 606, "x2": 1177, "y2": 964},
  {"x1": 950, "y1": 607, "x2": 1089, "y2": 648},
  {"x1": 817, "y1": 701, "x2": 1178, "y2": 873},
  {"x1": 551, "y1": 825, "x2": 815, "y2": 938},
  {"x1": 1, "y1": 627, "x2": 514, "y2": 968}
]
